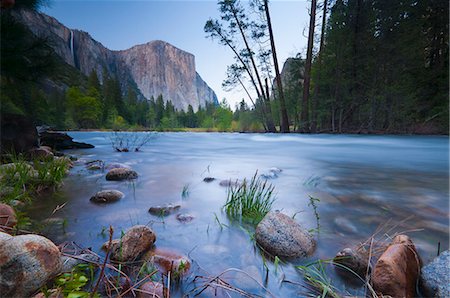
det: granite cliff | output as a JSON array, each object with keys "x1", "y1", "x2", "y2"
[{"x1": 13, "y1": 9, "x2": 218, "y2": 111}]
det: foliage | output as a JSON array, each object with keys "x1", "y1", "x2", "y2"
[{"x1": 224, "y1": 172, "x2": 275, "y2": 225}]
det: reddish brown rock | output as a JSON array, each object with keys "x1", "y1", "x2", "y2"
[
  {"x1": 105, "y1": 225, "x2": 156, "y2": 262},
  {"x1": 144, "y1": 248, "x2": 190, "y2": 276},
  {"x1": 334, "y1": 247, "x2": 370, "y2": 278},
  {"x1": 0, "y1": 203, "x2": 17, "y2": 231},
  {"x1": 105, "y1": 167, "x2": 138, "y2": 181},
  {"x1": 0, "y1": 234, "x2": 62, "y2": 297},
  {"x1": 372, "y1": 235, "x2": 421, "y2": 298},
  {"x1": 137, "y1": 281, "x2": 165, "y2": 298}
]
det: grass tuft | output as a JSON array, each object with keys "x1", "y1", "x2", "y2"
[{"x1": 223, "y1": 172, "x2": 275, "y2": 225}]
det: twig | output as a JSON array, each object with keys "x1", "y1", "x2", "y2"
[{"x1": 91, "y1": 225, "x2": 113, "y2": 297}]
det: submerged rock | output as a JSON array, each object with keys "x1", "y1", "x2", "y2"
[
  {"x1": 137, "y1": 281, "x2": 165, "y2": 298},
  {"x1": 105, "y1": 167, "x2": 138, "y2": 181},
  {"x1": 219, "y1": 179, "x2": 241, "y2": 187},
  {"x1": 144, "y1": 248, "x2": 190, "y2": 275},
  {"x1": 0, "y1": 203, "x2": 17, "y2": 231},
  {"x1": 420, "y1": 250, "x2": 450, "y2": 297},
  {"x1": 203, "y1": 177, "x2": 215, "y2": 183},
  {"x1": 61, "y1": 253, "x2": 100, "y2": 273},
  {"x1": 90, "y1": 190, "x2": 124, "y2": 203},
  {"x1": 176, "y1": 213, "x2": 194, "y2": 223},
  {"x1": 104, "y1": 225, "x2": 156, "y2": 262},
  {"x1": 334, "y1": 217, "x2": 358, "y2": 234},
  {"x1": 149, "y1": 203, "x2": 181, "y2": 216},
  {"x1": 334, "y1": 247, "x2": 370, "y2": 278},
  {"x1": 372, "y1": 235, "x2": 420, "y2": 298},
  {"x1": 255, "y1": 211, "x2": 315, "y2": 258},
  {"x1": 0, "y1": 233, "x2": 62, "y2": 297}
]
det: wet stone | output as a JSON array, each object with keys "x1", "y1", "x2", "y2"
[
  {"x1": 149, "y1": 203, "x2": 181, "y2": 216},
  {"x1": 90, "y1": 190, "x2": 124, "y2": 203}
]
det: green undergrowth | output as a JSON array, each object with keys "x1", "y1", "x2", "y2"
[{"x1": 224, "y1": 172, "x2": 276, "y2": 225}]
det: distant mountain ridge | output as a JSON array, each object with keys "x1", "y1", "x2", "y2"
[{"x1": 12, "y1": 9, "x2": 218, "y2": 111}]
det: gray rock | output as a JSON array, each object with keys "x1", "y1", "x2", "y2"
[
  {"x1": 203, "y1": 177, "x2": 215, "y2": 183},
  {"x1": 149, "y1": 203, "x2": 181, "y2": 216},
  {"x1": 105, "y1": 167, "x2": 138, "y2": 181},
  {"x1": 334, "y1": 247, "x2": 370, "y2": 278},
  {"x1": 176, "y1": 213, "x2": 194, "y2": 223},
  {"x1": 255, "y1": 211, "x2": 316, "y2": 258},
  {"x1": 421, "y1": 250, "x2": 450, "y2": 297},
  {"x1": 90, "y1": 190, "x2": 124, "y2": 203},
  {"x1": 219, "y1": 179, "x2": 241, "y2": 187},
  {"x1": 61, "y1": 253, "x2": 100, "y2": 273},
  {"x1": 0, "y1": 233, "x2": 62, "y2": 297}
]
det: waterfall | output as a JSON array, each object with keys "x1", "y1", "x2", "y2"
[{"x1": 69, "y1": 29, "x2": 74, "y2": 62}]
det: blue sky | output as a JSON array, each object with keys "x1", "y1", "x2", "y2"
[{"x1": 42, "y1": 0, "x2": 310, "y2": 108}]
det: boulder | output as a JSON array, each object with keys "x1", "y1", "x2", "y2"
[
  {"x1": 90, "y1": 190, "x2": 124, "y2": 204},
  {"x1": 255, "y1": 211, "x2": 315, "y2": 258},
  {"x1": 144, "y1": 248, "x2": 190, "y2": 275},
  {"x1": 39, "y1": 130, "x2": 94, "y2": 150},
  {"x1": 104, "y1": 225, "x2": 156, "y2": 262},
  {"x1": 60, "y1": 253, "x2": 100, "y2": 273},
  {"x1": 0, "y1": 162, "x2": 38, "y2": 179},
  {"x1": 334, "y1": 247, "x2": 370, "y2": 278},
  {"x1": 27, "y1": 147, "x2": 54, "y2": 160},
  {"x1": 105, "y1": 167, "x2": 138, "y2": 181},
  {"x1": 0, "y1": 114, "x2": 38, "y2": 154},
  {"x1": 0, "y1": 203, "x2": 17, "y2": 230},
  {"x1": 148, "y1": 203, "x2": 181, "y2": 216},
  {"x1": 372, "y1": 235, "x2": 420, "y2": 298},
  {"x1": 137, "y1": 281, "x2": 165, "y2": 298},
  {"x1": 420, "y1": 250, "x2": 450, "y2": 297},
  {"x1": 0, "y1": 233, "x2": 62, "y2": 297}
]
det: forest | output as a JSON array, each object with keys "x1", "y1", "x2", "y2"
[{"x1": 1, "y1": 0, "x2": 448, "y2": 134}]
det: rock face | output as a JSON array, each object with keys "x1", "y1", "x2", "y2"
[
  {"x1": 420, "y1": 250, "x2": 450, "y2": 297},
  {"x1": 372, "y1": 235, "x2": 420, "y2": 298},
  {"x1": 0, "y1": 203, "x2": 17, "y2": 231},
  {"x1": 12, "y1": 9, "x2": 218, "y2": 111},
  {"x1": 105, "y1": 167, "x2": 138, "y2": 181},
  {"x1": 255, "y1": 211, "x2": 316, "y2": 258},
  {"x1": 0, "y1": 114, "x2": 38, "y2": 154},
  {"x1": 0, "y1": 233, "x2": 62, "y2": 297},
  {"x1": 105, "y1": 225, "x2": 156, "y2": 262},
  {"x1": 90, "y1": 190, "x2": 124, "y2": 203}
]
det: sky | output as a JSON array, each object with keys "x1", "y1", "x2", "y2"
[{"x1": 42, "y1": 0, "x2": 310, "y2": 108}]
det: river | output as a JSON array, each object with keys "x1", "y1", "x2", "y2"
[{"x1": 28, "y1": 132, "x2": 449, "y2": 297}]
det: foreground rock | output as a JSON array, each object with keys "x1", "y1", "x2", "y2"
[
  {"x1": 144, "y1": 248, "x2": 190, "y2": 275},
  {"x1": 149, "y1": 203, "x2": 181, "y2": 216},
  {"x1": 372, "y1": 235, "x2": 420, "y2": 298},
  {"x1": 137, "y1": 281, "x2": 165, "y2": 298},
  {"x1": 105, "y1": 167, "x2": 138, "y2": 181},
  {"x1": 420, "y1": 250, "x2": 450, "y2": 297},
  {"x1": 255, "y1": 211, "x2": 315, "y2": 258},
  {"x1": 90, "y1": 190, "x2": 124, "y2": 203},
  {"x1": 0, "y1": 203, "x2": 17, "y2": 231},
  {"x1": 27, "y1": 146, "x2": 54, "y2": 160},
  {"x1": 0, "y1": 233, "x2": 62, "y2": 297},
  {"x1": 39, "y1": 129, "x2": 94, "y2": 150},
  {"x1": 334, "y1": 247, "x2": 370, "y2": 278},
  {"x1": 103, "y1": 225, "x2": 156, "y2": 262},
  {"x1": 0, "y1": 113, "x2": 38, "y2": 154}
]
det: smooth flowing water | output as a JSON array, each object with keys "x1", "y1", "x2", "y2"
[{"x1": 28, "y1": 132, "x2": 449, "y2": 296}]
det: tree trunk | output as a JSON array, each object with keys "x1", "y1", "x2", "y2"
[
  {"x1": 264, "y1": 0, "x2": 289, "y2": 133},
  {"x1": 311, "y1": 0, "x2": 328, "y2": 133},
  {"x1": 264, "y1": 78, "x2": 276, "y2": 132},
  {"x1": 300, "y1": 0, "x2": 317, "y2": 132}
]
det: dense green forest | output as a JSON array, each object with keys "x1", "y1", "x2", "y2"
[{"x1": 0, "y1": 0, "x2": 448, "y2": 133}]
